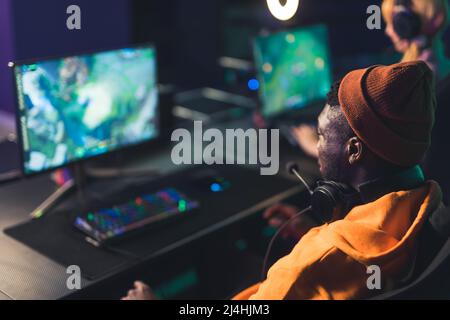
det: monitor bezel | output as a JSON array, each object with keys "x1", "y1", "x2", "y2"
[
  {"x1": 11, "y1": 43, "x2": 165, "y2": 178},
  {"x1": 252, "y1": 24, "x2": 333, "y2": 119}
]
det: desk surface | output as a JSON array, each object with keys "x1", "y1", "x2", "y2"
[{"x1": 0, "y1": 117, "x2": 319, "y2": 300}]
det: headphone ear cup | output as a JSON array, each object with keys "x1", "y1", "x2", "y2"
[
  {"x1": 311, "y1": 181, "x2": 359, "y2": 224},
  {"x1": 393, "y1": 9, "x2": 422, "y2": 40},
  {"x1": 311, "y1": 187, "x2": 334, "y2": 224},
  {"x1": 311, "y1": 183, "x2": 343, "y2": 224}
]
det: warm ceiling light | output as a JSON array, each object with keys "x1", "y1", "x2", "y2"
[{"x1": 266, "y1": 0, "x2": 299, "y2": 21}]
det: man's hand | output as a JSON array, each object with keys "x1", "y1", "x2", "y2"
[
  {"x1": 291, "y1": 124, "x2": 319, "y2": 159},
  {"x1": 263, "y1": 204, "x2": 317, "y2": 241},
  {"x1": 121, "y1": 281, "x2": 156, "y2": 300}
]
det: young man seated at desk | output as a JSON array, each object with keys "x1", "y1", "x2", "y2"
[{"x1": 122, "y1": 61, "x2": 443, "y2": 300}]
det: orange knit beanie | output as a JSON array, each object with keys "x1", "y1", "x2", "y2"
[{"x1": 338, "y1": 61, "x2": 436, "y2": 167}]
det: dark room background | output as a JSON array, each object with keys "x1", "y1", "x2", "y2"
[{"x1": 1, "y1": 0, "x2": 449, "y2": 114}]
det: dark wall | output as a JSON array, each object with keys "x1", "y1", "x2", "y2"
[
  {"x1": 133, "y1": 0, "x2": 401, "y2": 89},
  {"x1": 220, "y1": 0, "x2": 395, "y2": 75},
  {"x1": 0, "y1": 0, "x2": 15, "y2": 114},
  {"x1": 2, "y1": 0, "x2": 450, "y2": 112},
  {"x1": 11, "y1": 0, "x2": 132, "y2": 59},
  {"x1": 0, "y1": 0, "x2": 132, "y2": 113},
  {"x1": 132, "y1": 0, "x2": 222, "y2": 89}
]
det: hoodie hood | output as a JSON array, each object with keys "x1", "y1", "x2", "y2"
[
  {"x1": 322, "y1": 181, "x2": 442, "y2": 275},
  {"x1": 234, "y1": 179, "x2": 443, "y2": 300}
]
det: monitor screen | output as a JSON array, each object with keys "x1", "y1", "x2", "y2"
[
  {"x1": 14, "y1": 45, "x2": 159, "y2": 175},
  {"x1": 254, "y1": 25, "x2": 332, "y2": 117}
]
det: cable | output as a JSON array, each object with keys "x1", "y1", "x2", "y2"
[{"x1": 261, "y1": 206, "x2": 312, "y2": 282}]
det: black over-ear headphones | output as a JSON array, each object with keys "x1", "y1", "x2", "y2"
[
  {"x1": 310, "y1": 180, "x2": 361, "y2": 224},
  {"x1": 287, "y1": 163, "x2": 361, "y2": 223},
  {"x1": 393, "y1": 0, "x2": 422, "y2": 40},
  {"x1": 261, "y1": 169, "x2": 361, "y2": 281},
  {"x1": 263, "y1": 164, "x2": 425, "y2": 280}
]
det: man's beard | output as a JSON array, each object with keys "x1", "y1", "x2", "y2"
[{"x1": 320, "y1": 152, "x2": 348, "y2": 183}]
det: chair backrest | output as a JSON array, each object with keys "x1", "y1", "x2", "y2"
[
  {"x1": 371, "y1": 205, "x2": 450, "y2": 300},
  {"x1": 425, "y1": 75, "x2": 450, "y2": 203}
]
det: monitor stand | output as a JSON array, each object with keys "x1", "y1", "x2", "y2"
[
  {"x1": 29, "y1": 162, "x2": 162, "y2": 220},
  {"x1": 30, "y1": 163, "x2": 87, "y2": 219}
]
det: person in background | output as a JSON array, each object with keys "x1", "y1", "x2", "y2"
[{"x1": 383, "y1": 0, "x2": 450, "y2": 80}]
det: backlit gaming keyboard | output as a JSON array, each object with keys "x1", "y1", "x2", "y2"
[{"x1": 74, "y1": 188, "x2": 199, "y2": 243}]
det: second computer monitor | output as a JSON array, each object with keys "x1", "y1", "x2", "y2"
[
  {"x1": 14, "y1": 45, "x2": 159, "y2": 175},
  {"x1": 254, "y1": 25, "x2": 332, "y2": 117}
]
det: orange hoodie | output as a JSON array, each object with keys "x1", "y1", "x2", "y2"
[{"x1": 233, "y1": 180, "x2": 442, "y2": 300}]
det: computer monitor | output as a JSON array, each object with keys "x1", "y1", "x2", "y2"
[
  {"x1": 254, "y1": 24, "x2": 333, "y2": 117},
  {"x1": 13, "y1": 45, "x2": 159, "y2": 175}
]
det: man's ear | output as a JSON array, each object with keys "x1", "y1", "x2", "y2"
[{"x1": 347, "y1": 137, "x2": 363, "y2": 165}]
